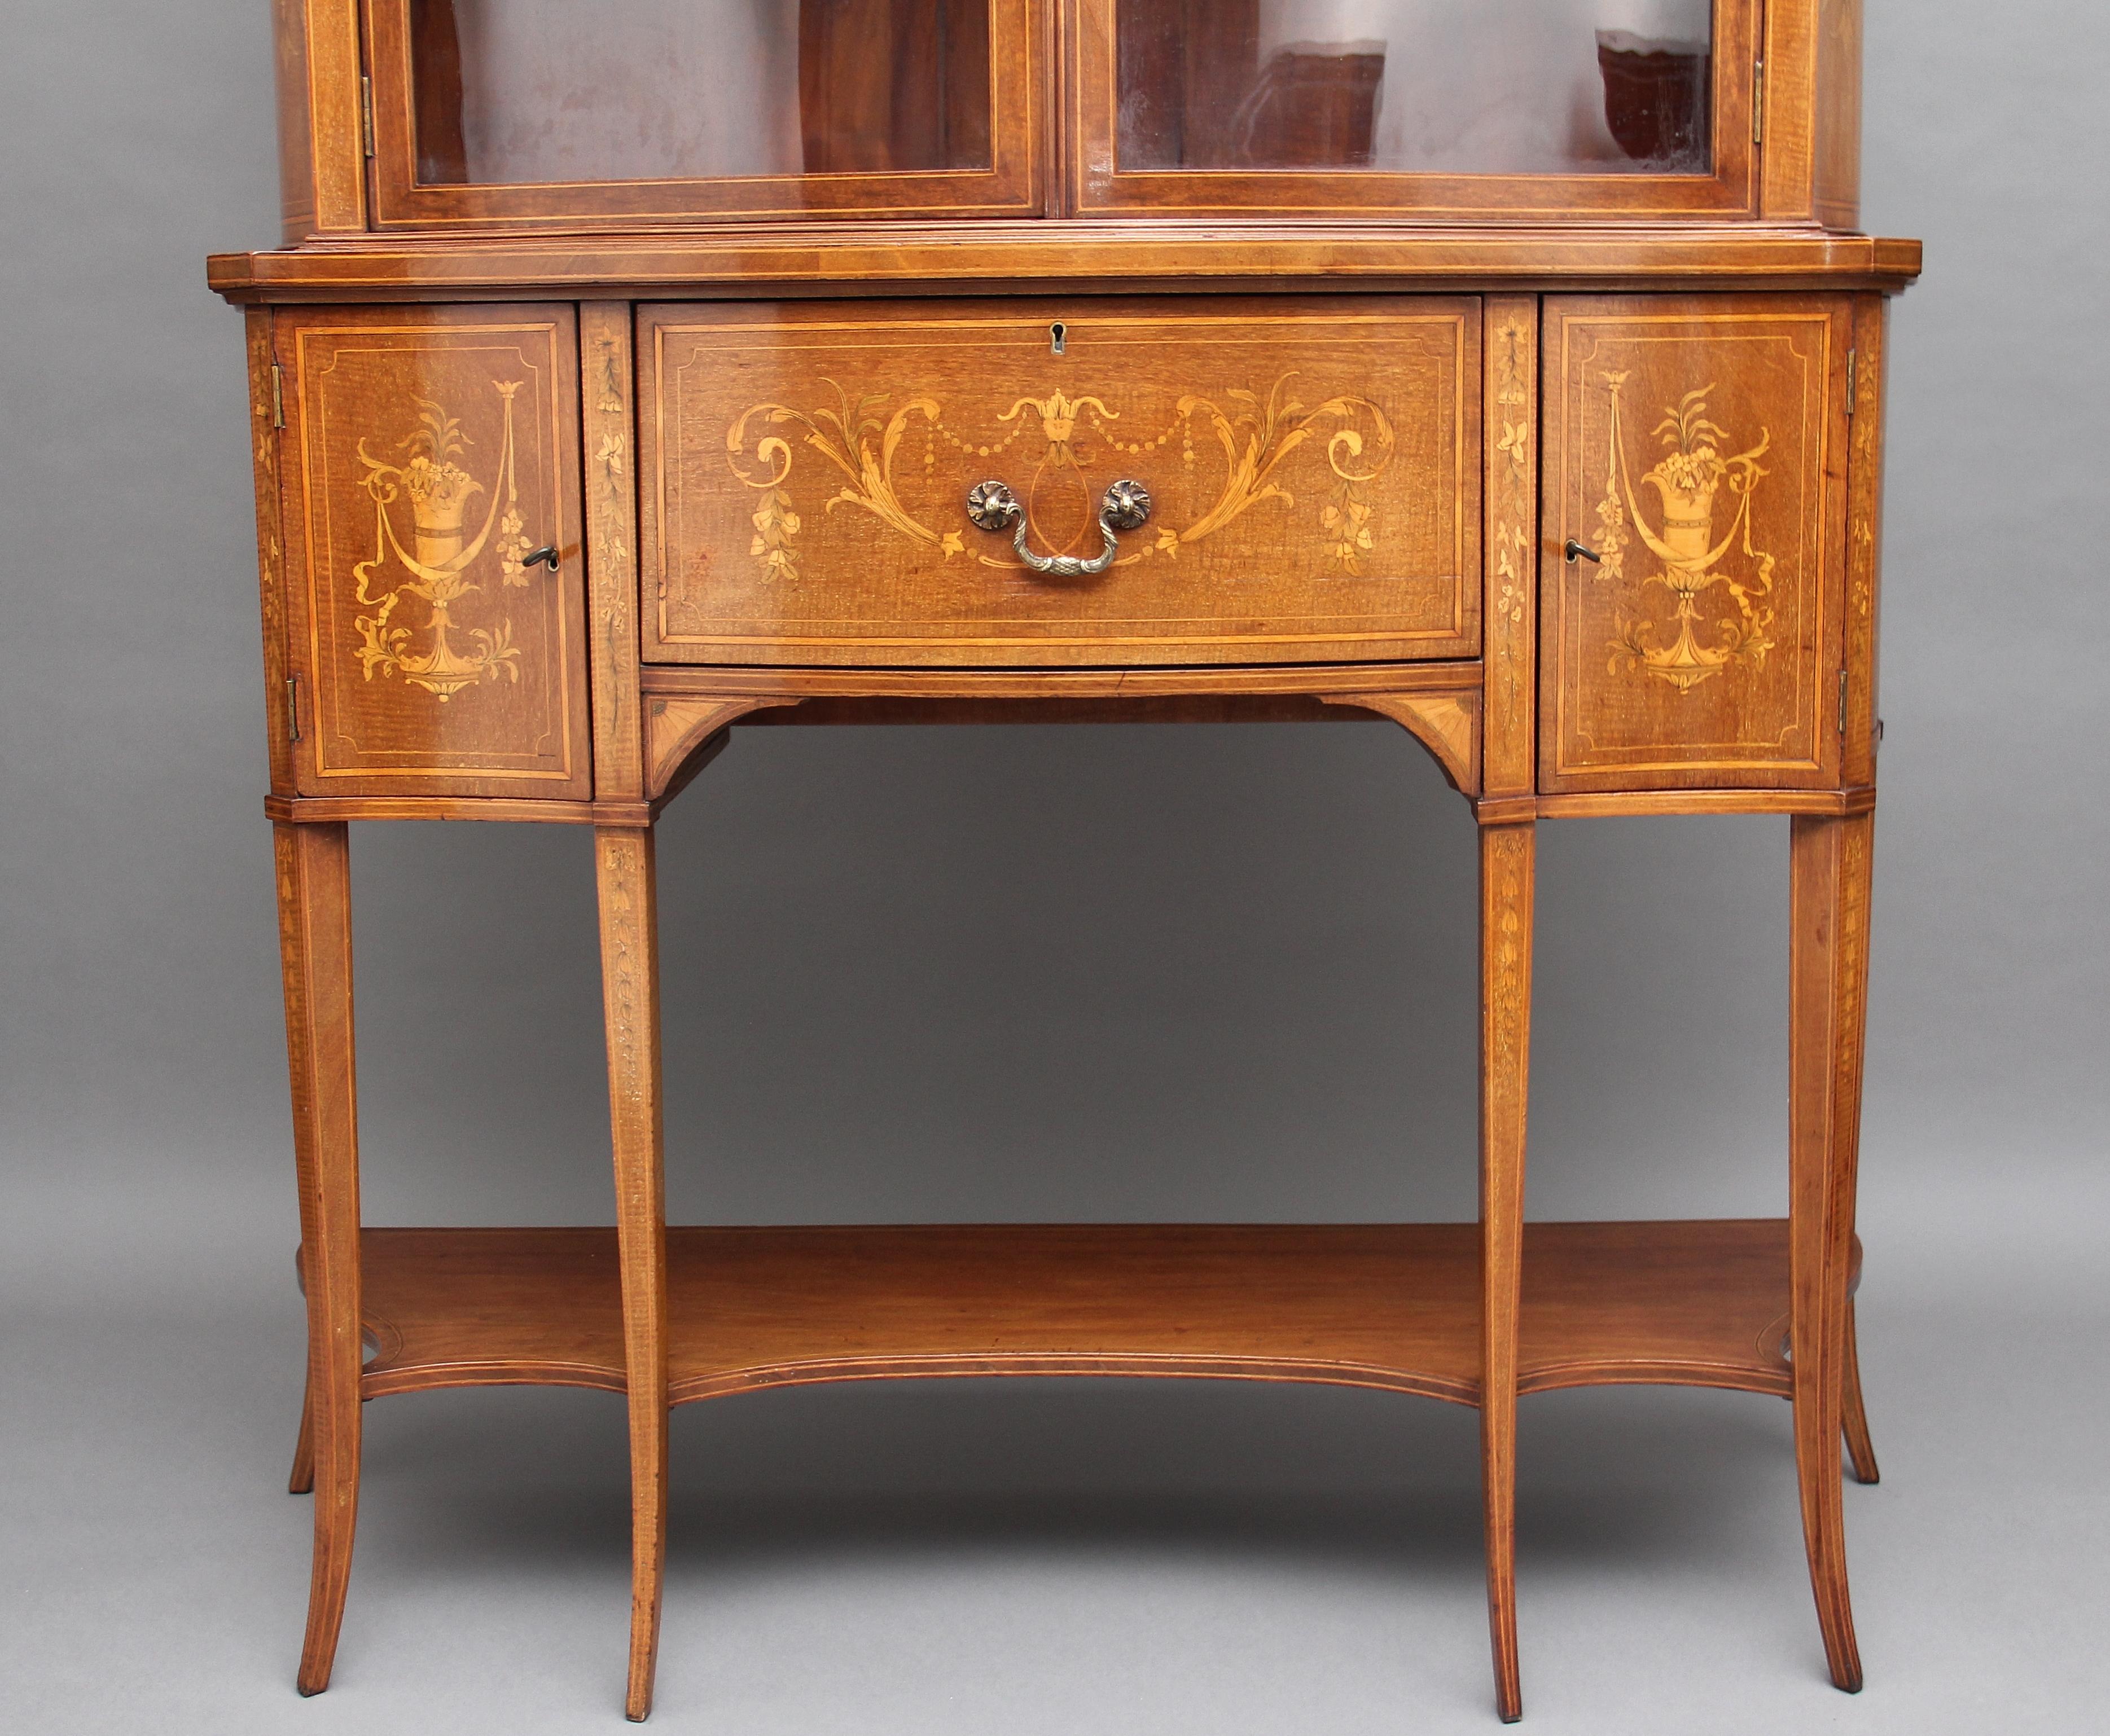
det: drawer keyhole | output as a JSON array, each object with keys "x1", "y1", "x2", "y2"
[{"x1": 1050, "y1": 322, "x2": 1067, "y2": 357}]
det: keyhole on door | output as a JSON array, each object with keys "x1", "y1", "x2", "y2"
[{"x1": 1050, "y1": 322, "x2": 1067, "y2": 356}]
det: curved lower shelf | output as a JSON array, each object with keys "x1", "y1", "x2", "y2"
[{"x1": 354, "y1": 1220, "x2": 1807, "y2": 1406}]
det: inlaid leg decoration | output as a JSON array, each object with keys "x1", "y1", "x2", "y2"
[
  {"x1": 288, "y1": 1377, "x2": 315, "y2": 1495},
  {"x1": 596, "y1": 826, "x2": 670, "y2": 1722},
  {"x1": 274, "y1": 821, "x2": 365, "y2": 1697},
  {"x1": 1788, "y1": 813, "x2": 1873, "y2": 1692},
  {"x1": 1841, "y1": 1299, "x2": 1880, "y2": 1486},
  {"x1": 1479, "y1": 820, "x2": 1536, "y2": 1724}
]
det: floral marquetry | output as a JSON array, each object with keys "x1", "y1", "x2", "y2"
[
  {"x1": 218, "y1": 0, "x2": 1915, "y2": 1717},
  {"x1": 1480, "y1": 298, "x2": 1539, "y2": 798},
  {"x1": 639, "y1": 298, "x2": 1479, "y2": 668},
  {"x1": 275, "y1": 305, "x2": 590, "y2": 798},
  {"x1": 1541, "y1": 297, "x2": 1852, "y2": 793}
]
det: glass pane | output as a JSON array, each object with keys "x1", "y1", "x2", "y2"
[
  {"x1": 411, "y1": 0, "x2": 993, "y2": 186},
  {"x1": 1116, "y1": 0, "x2": 1713, "y2": 176}
]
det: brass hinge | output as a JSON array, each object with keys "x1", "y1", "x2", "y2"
[
  {"x1": 270, "y1": 362, "x2": 285, "y2": 429},
  {"x1": 1845, "y1": 348, "x2": 1858, "y2": 417},
  {"x1": 1753, "y1": 61, "x2": 1765, "y2": 144},
  {"x1": 1837, "y1": 669, "x2": 1849, "y2": 735},
  {"x1": 286, "y1": 674, "x2": 303, "y2": 744},
  {"x1": 360, "y1": 74, "x2": 375, "y2": 159}
]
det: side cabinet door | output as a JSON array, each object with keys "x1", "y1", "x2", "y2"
[
  {"x1": 277, "y1": 305, "x2": 590, "y2": 799},
  {"x1": 1541, "y1": 296, "x2": 1850, "y2": 793}
]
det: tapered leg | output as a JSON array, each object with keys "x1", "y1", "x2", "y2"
[
  {"x1": 288, "y1": 1376, "x2": 315, "y2": 1495},
  {"x1": 1841, "y1": 1300, "x2": 1880, "y2": 1486},
  {"x1": 1788, "y1": 813, "x2": 1873, "y2": 1692},
  {"x1": 1479, "y1": 820, "x2": 1535, "y2": 1724},
  {"x1": 273, "y1": 821, "x2": 364, "y2": 1696},
  {"x1": 596, "y1": 827, "x2": 669, "y2": 1721}
]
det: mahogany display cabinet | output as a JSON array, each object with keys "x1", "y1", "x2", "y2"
[{"x1": 210, "y1": 0, "x2": 1918, "y2": 1720}]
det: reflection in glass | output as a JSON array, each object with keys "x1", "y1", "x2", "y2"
[
  {"x1": 1116, "y1": 0, "x2": 1714, "y2": 176},
  {"x1": 410, "y1": 0, "x2": 993, "y2": 187}
]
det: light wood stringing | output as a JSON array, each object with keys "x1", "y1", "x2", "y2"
[
  {"x1": 247, "y1": 309, "x2": 295, "y2": 796},
  {"x1": 271, "y1": 0, "x2": 366, "y2": 240},
  {"x1": 582, "y1": 303, "x2": 646, "y2": 801},
  {"x1": 1788, "y1": 810, "x2": 1875, "y2": 1693},
  {"x1": 595, "y1": 828, "x2": 668, "y2": 1721},
  {"x1": 272, "y1": 821, "x2": 362, "y2": 1697},
  {"x1": 225, "y1": 6, "x2": 1914, "y2": 1718},
  {"x1": 254, "y1": 3, "x2": 1872, "y2": 240},
  {"x1": 1540, "y1": 295, "x2": 1852, "y2": 793},
  {"x1": 275, "y1": 305, "x2": 591, "y2": 798},
  {"x1": 1479, "y1": 820, "x2": 1534, "y2": 1721},
  {"x1": 639, "y1": 296, "x2": 1480, "y2": 668},
  {"x1": 1842, "y1": 295, "x2": 1887, "y2": 788},
  {"x1": 1759, "y1": 0, "x2": 1866, "y2": 229},
  {"x1": 209, "y1": 227, "x2": 1923, "y2": 304},
  {"x1": 1480, "y1": 298, "x2": 1537, "y2": 798}
]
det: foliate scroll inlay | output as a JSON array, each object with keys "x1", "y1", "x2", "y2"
[
  {"x1": 352, "y1": 386, "x2": 543, "y2": 699},
  {"x1": 1485, "y1": 827, "x2": 1532, "y2": 1083},
  {"x1": 1489, "y1": 317, "x2": 1534, "y2": 731},
  {"x1": 249, "y1": 315, "x2": 291, "y2": 786},
  {"x1": 599, "y1": 833, "x2": 650, "y2": 1116},
  {"x1": 1494, "y1": 318, "x2": 1532, "y2": 486},
  {"x1": 251, "y1": 336, "x2": 283, "y2": 634},
  {"x1": 1850, "y1": 348, "x2": 1879, "y2": 622},
  {"x1": 272, "y1": 825, "x2": 300, "y2": 954},
  {"x1": 725, "y1": 372, "x2": 1395, "y2": 581},
  {"x1": 591, "y1": 332, "x2": 633, "y2": 683},
  {"x1": 1594, "y1": 377, "x2": 1777, "y2": 693},
  {"x1": 1835, "y1": 821, "x2": 1871, "y2": 1102},
  {"x1": 1172, "y1": 376, "x2": 1396, "y2": 574},
  {"x1": 728, "y1": 384, "x2": 962, "y2": 586}
]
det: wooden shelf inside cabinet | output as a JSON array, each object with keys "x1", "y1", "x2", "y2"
[{"x1": 354, "y1": 1220, "x2": 1819, "y2": 1408}]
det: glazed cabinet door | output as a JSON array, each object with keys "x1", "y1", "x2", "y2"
[
  {"x1": 1074, "y1": 0, "x2": 1760, "y2": 219},
  {"x1": 275, "y1": 305, "x2": 591, "y2": 798},
  {"x1": 365, "y1": 0, "x2": 1044, "y2": 227},
  {"x1": 1541, "y1": 296, "x2": 1851, "y2": 793},
  {"x1": 639, "y1": 297, "x2": 1480, "y2": 668}
]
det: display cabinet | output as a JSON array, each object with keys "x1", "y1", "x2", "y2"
[{"x1": 215, "y1": 0, "x2": 1915, "y2": 1720}]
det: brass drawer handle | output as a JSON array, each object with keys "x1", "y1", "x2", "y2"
[{"x1": 966, "y1": 479, "x2": 1152, "y2": 578}]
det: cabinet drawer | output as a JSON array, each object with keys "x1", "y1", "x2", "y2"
[
  {"x1": 1541, "y1": 296, "x2": 1850, "y2": 793},
  {"x1": 276, "y1": 306, "x2": 590, "y2": 798},
  {"x1": 639, "y1": 298, "x2": 1479, "y2": 667}
]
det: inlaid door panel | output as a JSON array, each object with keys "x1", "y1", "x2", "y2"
[
  {"x1": 639, "y1": 297, "x2": 1480, "y2": 667},
  {"x1": 277, "y1": 306, "x2": 590, "y2": 798},
  {"x1": 1541, "y1": 297, "x2": 1850, "y2": 793}
]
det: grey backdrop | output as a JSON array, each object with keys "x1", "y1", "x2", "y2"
[{"x1": 4, "y1": 4, "x2": 2106, "y2": 1732}]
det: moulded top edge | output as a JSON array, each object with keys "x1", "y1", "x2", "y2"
[{"x1": 208, "y1": 226, "x2": 1923, "y2": 304}]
